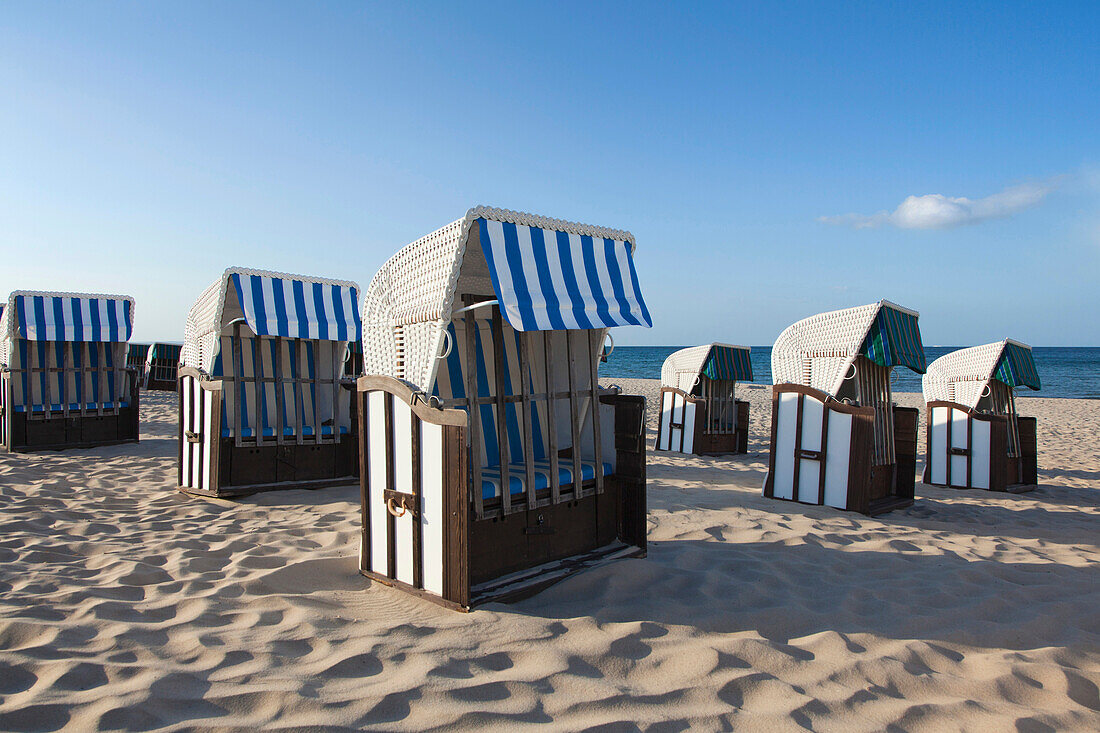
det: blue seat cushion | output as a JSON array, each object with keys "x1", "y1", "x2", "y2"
[
  {"x1": 481, "y1": 460, "x2": 614, "y2": 500},
  {"x1": 16, "y1": 401, "x2": 130, "y2": 413},
  {"x1": 221, "y1": 425, "x2": 349, "y2": 438}
]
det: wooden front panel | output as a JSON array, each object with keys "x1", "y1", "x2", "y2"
[
  {"x1": 925, "y1": 401, "x2": 1014, "y2": 491},
  {"x1": 766, "y1": 385, "x2": 871, "y2": 510},
  {"x1": 178, "y1": 373, "x2": 219, "y2": 494},
  {"x1": 0, "y1": 375, "x2": 9, "y2": 449},
  {"x1": 892, "y1": 406, "x2": 918, "y2": 501},
  {"x1": 469, "y1": 479, "x2": 627, "y2": 586},
  {"x1": 655, "y1": 388, "x2": 696, "y2": 453},
  {"x1": 606, "y1": 394, "x2": 647, "y2": 552},
  {"x1": 844, "y1": 409, "x2": 876, "y2": 513},
  {"x1": 737, "y1": 400, "x2": 750, "y2": 453},
  {"x1": 358, "y1": 379, "x2": 469, "y2": 607},
  {"x1": 1017, "y1": 416, "x2": 1038, "y2": 486}
]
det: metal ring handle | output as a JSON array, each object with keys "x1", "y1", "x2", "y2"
[
  {"x1": 602, "y1": 333, "x2": 615, "y2": 359},
  {"x1": 843, "y1": 362, "x2": 857, "y2": 381},
  {"x1": 386, "y1": 497, "x2": 407, "y2": 518},
  {"x1": 437, "y1": 329, "x2": 453, "y2": 360},
  {"x1": 981, "y1": 383, "x2": 991, "y2": 398}
]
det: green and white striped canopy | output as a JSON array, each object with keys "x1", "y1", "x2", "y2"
[
  {"x1": 702, "y1": 344, "x2": 753, "y2": 382},
  {"x1": 993, "y1": 340, "x2": 1041, "y2": 390},
  {"x1": 860, "y1": 304, "x2": 926, "y2": 374}
]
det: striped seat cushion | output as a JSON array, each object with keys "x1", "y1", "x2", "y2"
[
  {"x1": 481, "y1": 460, "x2": 614, "y2": 500},
  {"x1": 222, "y1": 425, "x2": 349, "y2": 438},
  {"x1": 16, "y1": 401, "x2": 130, "y2": 413}
]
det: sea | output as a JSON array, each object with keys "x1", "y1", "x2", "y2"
[{"x1": 599, "y1": 346, "x2": 1100, "y2": 400}]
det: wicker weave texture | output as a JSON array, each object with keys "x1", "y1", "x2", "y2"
[
  {"x1": 922, "y1": 341, "x2": 1011, "y2": 409},
  {"x1": 660, "y1": 343, "x2": 747, "y2": 391},
  {"x1": 361, "y1": 206, "x2": 637, "y2": 392},
  {"x1": 771, "y1": 302, "x2": 884, "y2": 396}
]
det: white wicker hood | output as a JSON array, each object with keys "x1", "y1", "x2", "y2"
[
  {"x1": 660, "y1": 343, "x2": 751, "y2": 392},
  {"x1": 361, "y1": 206, "x2": 649, "y2": 393},
  {"x1": 922, "y1": 339, "x2": 1038, "y2": 409},
  {"x1": 771, "y1": 300, "x2": 923, "y2": 398}
]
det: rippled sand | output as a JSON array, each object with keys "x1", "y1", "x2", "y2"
[{"x1": 0, "y1": 386, "x2": 1097, "y2": 731}]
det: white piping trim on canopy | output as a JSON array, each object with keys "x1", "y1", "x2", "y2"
[
  {"x1": 0, "y1": 291, "x2": 135, "y2": 343},
  {"x1": 182, "y1": 267, "x2": 361, "y2": 376}
]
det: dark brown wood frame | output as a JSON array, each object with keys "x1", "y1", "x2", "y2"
[
  {"x1": 356, "y1": 374, "x2": 648, "y2": 611},
  {"x1": 763, "y1": 384, "x2": 917, "y2": 515},
  {"x1": 145, "y1": 345, "x2": 181, "y2": 392},
  {"x1": 923, "y1": 400, "x2": 1037, "y2": 493},
  {"x1": 176, "y1": 365, "x2": 358, "y2": 498},
  {"x1": 0, "y1": 351, "x2": 140, "y2": 453},
  {"x1": 654, "y1": 386, "x2": 749, "y2": 455}
]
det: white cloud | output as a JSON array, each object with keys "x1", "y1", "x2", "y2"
[{"x1": 819, "y1": 180, "x2": 1057, "y2": 230}]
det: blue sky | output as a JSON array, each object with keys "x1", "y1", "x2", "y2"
[{"x1": 2, "y1": 1, "x2": 1097, "y2": 346}]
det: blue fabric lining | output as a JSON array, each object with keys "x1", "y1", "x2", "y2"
[{"x1": 480, "y1": 460, "x2": 614, "y2": 500}]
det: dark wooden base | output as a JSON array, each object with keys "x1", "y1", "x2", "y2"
[
  {"x1": 3, "y1": 436, "x2": 139, "y2": 454},
  {"x1": 145, "y1": 378, "x2": 177, "y2": 392},
  {"x1": 2, "y1": 408, "x2": 140, "y2": 453},
  {"x1": 469, "y1": 479, "x2": 624, "y2": 585},
  {"x1": 470, "y1": 541, "x2": 645, "y2": 606},
  {"x1": 182, "y1": 436, "x2": 358, "y2": 498},
  {"x1": 927, "y1": 479, "x2": 1037, "y2": 495},
  {"x1": 360, "y1": 570, "x2": 470, "y2": 612},
  {"x1": 693, "y1": 428, "x2": 749, "y2": 455},
  {"x1": 866, "y1": 495, "x2": 914, "y2": 516},
  {"x1": 180, "y1": 474, "x2": 357, "y2": 499}
]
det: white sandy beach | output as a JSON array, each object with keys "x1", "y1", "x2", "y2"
[{"x1": 0, "y1": 383, "x2": 1097, "y2": 731}]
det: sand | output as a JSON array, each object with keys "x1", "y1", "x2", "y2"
[{"x1": 0, "y1": 384, "x2": 1097, "y2": 731}]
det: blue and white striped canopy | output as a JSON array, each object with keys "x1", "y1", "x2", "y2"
[
  {"x1": 477, "y1": 218, "x2": 652, "y2": 332},
  {"x1": 230, "y1": 273, "x2": 360, "y2": 341},
  {"x1": 12, "y1": 294, "x2": 133, "y2": 342}
]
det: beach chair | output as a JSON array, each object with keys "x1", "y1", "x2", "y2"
[
  {"x1": 922, "y1": 340, "x2": 1040, "y2": 492},
  {"x1": 144, "y1": 342, "x2": 182, "y2": 391},
  {"x1": 357, "y1": 206, "x2": 652, "y2": 610},
  {"x1": 655, "y1": 344, "x2": 752, "y2": 454},
  {"x1": 127, "y1": 343, "x2": 151, "y2": 386},
  {"x1": 0, "y1": 291, "x2": 139, "y2": 451},
  {"x1": 177, "y1": 268, "x2": 361, "y2": 498},
  {"x1": 763, "y1": 301, "x2": 925, "y2": 515}
]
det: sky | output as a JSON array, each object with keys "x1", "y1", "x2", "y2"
[{"x1": 1, "y1": 1, "x2": 1098, "y2": 346}]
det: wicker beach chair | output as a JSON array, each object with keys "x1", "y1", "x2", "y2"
[
  {"x1": 127, "y1": 342, "x2": 151, "y2": 386},
  {"x1": 144, "y1": 342, "x2": 182, "y2": 391},
  {"x1": 177, "y1": 268, "x2": 361, "y2": 498},
  {"x1": 0, "y1": 291, "x2": 139, "y2": 451},
  {"x1": 922, "y1": 340, "x2": 1040, "y2": 492},
  {"x1": 357, "y1": 206, "x2": 652, "y2": 610},
  {"x1": 655, "y1": 343, "x2": 752, "y2": 454},
  {"x1": 763, "y1": 300, "x2": 926, "y2": 515}
]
